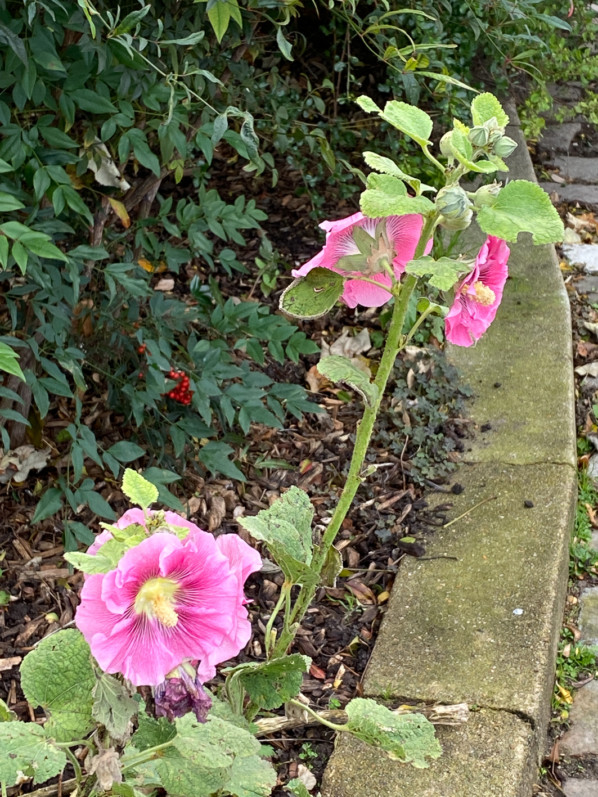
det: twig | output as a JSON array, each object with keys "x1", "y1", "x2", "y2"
[
  {"x1": 442, "y1": 495, "x2": 497, "y2": 530},
  {"x1": 254, "y1": 702, "x2": 470, "y2": 736},
  {"x1": 11, "y1": 779, "x2": 77, "y2": 797}
]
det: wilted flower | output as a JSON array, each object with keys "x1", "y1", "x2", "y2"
[
  {"x1": 445, "y1": 235, "x2": 510, "y2": 347},
  {"x1": 292, "y1": 212, "x2": 427, "y2": 308},
  {"x1": 155, "y1": 663, "x2": 212, "y2": 722},
  {"x1": 76, "y1": 513, "x2": 261, "y2": 686}
]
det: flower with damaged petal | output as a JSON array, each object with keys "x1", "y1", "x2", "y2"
[{"x1": 155, "y1": 662, "x2": 212, "y2": 722}]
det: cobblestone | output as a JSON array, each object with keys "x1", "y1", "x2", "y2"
[
  {"x1": 538, "y1": 123, "x2": 582, "y2": 153},
  {"x1": 559, "y1": 681, "x2": 598, "y2": 757},
  {"x1": 578, "y1": 586, "x2": 598, "y2": 646},
  {"x1": 563, "y1": 780, "x2": 598, "y2": 797},
  {"x1": 562, "y1": 245, "x2": 598, "y2": 274},
  {"x1": 540, "y1": 183, "x2": 598, "y2": 209},
  {"x1": 550, "y1": 156, "x2": 598, "y2": 183}
]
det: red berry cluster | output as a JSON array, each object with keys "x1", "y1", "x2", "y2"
[{"x1": 167, "y1": 369, "x2": 193, "y2": 405}]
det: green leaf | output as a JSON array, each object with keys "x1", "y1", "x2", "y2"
[
  {"x1": 198, "y1": 441, "x2": 246, "y2": 481},
  {"x1": 239, "y1": 486, "x2": 313, "y2": 571},
  {"x1": 360, "y1": 184, "x2": 434, "y2": 218},
  {"x1": 276, "y1": 26, "x2": 294, "y2": 61},
  {"x1": 122, "y1": 468, "x2": 159, "y2": 510},
  {"x1": 0, "y1": 192, "x2": 24, "y2": 212},
  {"x1": 280, "y1": 267, "x2": 344, "y2": 320},
  {"x1": 132, "y1": 709, "x2": 177, "y2": 752},
  {"x1": 237, "y1": 655, "x2": 309, "y2": 710},
  {"x1": 404, "y1": 256, "x2": 467, "y2": 291},
  {"x1": 152, "y1": 715, "x2": 276, "y2": 797},
  {"x1": 363, "y1": 152, "x2": 429, "y2": 194},
  {"x1": 92, "y1": 674, "x2": 138, "y2": 742},
  {"x1": 0, "y1": 22, "x2": 27, "y2": 66},
  {"x1": 112, "y1": 5, "x2": 151, "y2": 35},
  {"x1": 470, "y1": 93, "x2": 509, "y2": 129},
  {"x1": 317, "y1": 355, "x2": 379, "y2": 408},
  {"x1": 476, "y1": 180, "x2": 565, "y2": 244},
  {"x1": 63, "y1": 551, "x2": 115, "y2": 574},
  {"x1": 208, "y1": 1, "x2": 232, "y2": 43},
  {"x1": 106, "y1": 441, "x2": 145, "y2": 463},
  {"x1": 355, "y1": 95, "x2": 381, "y2": 114},
  {"x1": 0, "y1": 342, "x2": 24, "y2": 380},
  {"x1": 344, "y1": 698, "x2": 442, "y2": 768},
  {"x1": 0, "y1": 698, "x2": 17, "y2": 722},
  {"x1": 286, "y1": 778, "x2": 311, "y2": 797},
  {"x1": 320, "y1": 544, "x2": 343, "y2": 587},
  {"x1": 70, "y1": 89, "x2": 118, "y2": 114},
  {"x1": 0, "y1": 723, "x2": 66, "y2": 786},
  {"x1": 449, "y1": 127, "x2": 497, "y2": 174},
  {"x1": 380, "y1": 101, "x2": 433, "y2": 147},
  {"x1": 32, "y1": 487, "x2": 64, "y2": 524},
  {"x1": 20, "y1": 630, "x2": 95, "y2": 742}
]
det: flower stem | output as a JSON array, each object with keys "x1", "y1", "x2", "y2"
[
  {"x1": 120, "y1": 739, "x2": 176, "y2": 771},
  {"x1": 287, "y1": 699, "x2": 348, "y2": 732},
  {"x1": 270, "y1": 214, "x2": 438, "y2": 658}
]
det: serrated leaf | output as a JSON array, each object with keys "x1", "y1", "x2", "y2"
[
  {"x1": 365, "y1": 172, "x2": 407, "y2": 197},
  {"x1": 360, "y1": 189, "x2": 435, "y2": 219},
  {"x1": 317, "y1": 356, "x2": 379, "y2": 408},
  {"x1": 20, "y1": 630, "x2": 95, "y2": 742},
  {"x1": 470, "y1": 93, "x2": 509, "y2": 128},
  {"x1": 63, "y1": 551, "x2": 115, "y2": 574},
  {"x1": 238, "y1": 655, "x2": 309, "y2": 710},
  {"x1": 0, "y1": 698, "x2": 17, "y2": 721},
  {"x1": 92, "y1": 675, "x2": 138, "y2": 742},
  {"x1": 380, "y1": 101, "x2": 433, "y2": 147},
  {"x1": 344, "y1": 698, "x2": 442, "y2": 768},
  {"x1": 131, "y1": 709, "x2": 177, "y2": 752},
  {"x1": 280, "y1": 267, "x2": 344, "y2": 320},
  {"x1": 363, "y1": 152, "x2": 432, "y2": 194},
  {"x1": 122, "y1": 468, "x2": 158, "y2": 510},
  {"x1": 239, "y1": 487, "x2": 313, "y2": 566},
  {"x1": 0, "y1": 722, "x2": 66, "y2": 786},
  {"x1": 404, "y1": 256, "x2": 467, "y2": 290},
  {"x1": 225, "y1": 754, "x2": 277, "y2": 797},
  {"x1": 286, "y1": 778, "x2": 311, "y2": 797},
  {"x1": 476, "y1": 180, "x2": 565, "y2": 244}
]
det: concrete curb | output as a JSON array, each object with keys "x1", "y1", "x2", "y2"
[{"x1": 322, "y1": 107, "x2": 577, "y2": 796}]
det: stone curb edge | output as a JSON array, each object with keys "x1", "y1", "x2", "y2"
[{"x1": 321, "y1": 104, "x2": 577, "y2": 796}]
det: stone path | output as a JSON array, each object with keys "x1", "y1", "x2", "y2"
[{"x1": 536, "y1": 97, "x2": 598, "y2": 797}]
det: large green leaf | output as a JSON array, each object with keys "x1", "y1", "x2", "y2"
[
  {"x1": 476, "y1": 180, "x2": 564, "y2": 244},
  {"x1": 92, "y1": 675, "x2": 138, "y2": 742},
  {"x1": 344, "y1": 698, "x2": 442, "y2": 768},
  {"x1": 20, "y1": 630, "x2": 95, "y2": 742},
  {"x1": 0, "y1": 723, "x2": 66, "y2": 786},
  {"x1": 131, "y1": 709, "x2": 177, "y2": 752},
  {"x1": 380, "y1": 101, "x2": 433, "y2": 147},
  {"x1": 317, "y1": 356, "x2": 379, "y2": 408},
  {"x1": 280, "y1": 267, "x2": 344, "y2": 320},
  {"x1": 360, "y1": 186, "x2": 434, "y2": 219}
]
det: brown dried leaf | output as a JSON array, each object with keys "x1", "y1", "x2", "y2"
[{"x1": 345, "y1": 580, "x2": 376, "y2": 605}]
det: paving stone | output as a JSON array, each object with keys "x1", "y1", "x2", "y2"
[
  {"x1": 564, "y1": 780, "x2": 598, "y2": 797},
  {"x1": 574, "y1": 276, "x2": 598, "y2": 297},
  {"x1": 538, "y1": 123, "x2": 582, "y2": 153},
  {"x1": 578, "y1": 586, "x2": 598, "y2": 645},
  {"x1": 540, "y1": 183, "x2": 598, "y2": 209},
  {"x1": 323, "y1": 710, "x2": 535, "y2": 797},
  {"x1": 560, "y1": 681, "x2": 598, "y2": 756},
  {"x1": 549, "y1": 156, "x2": 598, "y2": 183},
  {"x1": 563, "y1": 245, "x2": 598, "y2": 274}
]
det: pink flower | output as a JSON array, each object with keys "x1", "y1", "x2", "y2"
[
  {"x1": 444, "y1": 235, "x2": 510, "y2": 348},
  {"x1": 292, "y1": 212, "x2": 427, "y2": 308},
  {"x1": 76, "y1": 512, "x2": 261, "y2": 686}
]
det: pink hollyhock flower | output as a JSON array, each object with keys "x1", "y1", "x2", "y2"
[
  {"x1": 292, "y1": 212, "x2": 427, "y2": 309},
  {"x1": 76, "y1": 514, "x2": 261, "y2": 686},
  {"x1": 445, "y1": 235, "x2": 510, "y2": 348}
]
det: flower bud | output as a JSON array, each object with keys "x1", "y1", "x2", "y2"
[
  {"x1": 435, "y1": 185, "x2": 472, "y2": 220},
  {"x1": 439, "y1": 132, "x2": 454, "y2": 158},
  {"x1": 492, "y1": 135, "x2": 517, "y2": 158},
  {"x1": 472, "y1": 183, "x2": 501, "y2": 209},
  {"x1": 438, "y1": 208, "x2": 473, "y2": 231},
  {"x1": 468, "y1": 126, "x2": 489, "y2": 148}
]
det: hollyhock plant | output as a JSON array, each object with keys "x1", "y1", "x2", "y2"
[
  {"x1": 75, "y1": 515, "x2": 261, "y2": 686},
  {"x1": 445, "y1": 235, "x2": 510, "y2": 348},
  {"x1": 292, "y1": 211, "x2": 428, "y2": 308}
]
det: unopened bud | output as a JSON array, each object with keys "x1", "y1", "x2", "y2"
[
  {"x1": 436, "y1": 185, "x2": 472, "y2": 220},
  {"x1": 492, "y1": 135, "x2": 517, "y2": 158},
  {"x1": 438, "y1": 208, "x2": 473, "y2": 231},
  {"x1": 473, "y1": 183, "x2": 501, "y2": 209},
  {"x1": 439, "y1": 132, "x2": 454, "y2": 158},
  {"x1": 468, "y1": 126, "x2": 489, "y2": 148}
]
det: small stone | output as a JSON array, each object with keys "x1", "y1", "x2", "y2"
[
  {"x1": 562, "y1": 244, "x2": 598, "y2": 274},
  {"x1": 538, "y1": 123, "x2": 582, "y2": 153},
  {"x1": 523, "y1": 500, "x2": 534, "y2": 508},
  {"x1": 493, "y1": 382, "x2": 502, "y2": 388},
  {"x1": 588, "y1": 454, "x2": 598, "y2": 485},
  {"x1": 560, "y1": 681, "x2": 598, "y2": 756},
  {"x1": 563, "y1": 778, "x2": 598, "y2": 797},
  {"x1": 549, "y1": 156, "x2": 598, "y2": 184},
  {"x1": 540, "y1": 183, "x2": 598, "y2": 211},
  {"x1": 578, "y1": 586, "x2": 598, "y2": 645}
]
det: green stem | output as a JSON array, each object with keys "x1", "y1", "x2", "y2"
[
  {"x1": 64, "y1": 749, "x2": 82, "y2": 785},
  {"x1": 422, "y1": 145, "x2": 445, "y2": 175},
  {"x1": 270, "y1": 214, "x2": 438, "y2": 658},
  {"x1": 287, "y1": 699, "x2": 347, "y2": 732},
  {"x1": 120, "y1": 739, "x2": 176, "y2": 771},
  {"x1": 264, "y1": 582, "x2": 290, "y2": 657}
]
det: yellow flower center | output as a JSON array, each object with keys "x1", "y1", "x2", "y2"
[
  {"x1": 472, "y1": 281, "x2": 495, "y2": 306},
  {"x1": 134, "y1": 577, "x2": 179, "y2": 627}
]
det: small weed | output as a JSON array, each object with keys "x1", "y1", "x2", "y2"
[
  {"x1": 328, "y1": 697, "x2": 342, "y2": 710},
  {"x1": 570, "y1": 471, "x2": 598, "y2": 577},
  {"x1": 553, "y1": 630, "x2": 598, "y2": 718},
  {"x1": 298, "y1": 743, "x2": 319, "y2": 762}
]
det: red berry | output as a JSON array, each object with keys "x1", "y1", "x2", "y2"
[
  {"x1": 138, "y1": 372, "x2": 144, "y2": 379},
  {"x1": 138, "y1": 344, "x2": 147, "y2": 354}
]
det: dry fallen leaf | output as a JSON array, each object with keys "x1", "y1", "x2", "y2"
[
  {"x1": 345, "y1": 579, "x2": 376, "y2": 605},
  {"x1": 296, "y1": 765, "x2": 317, "y2": 791},
  {"x1": 322, "y1": 328, "x2": 371, "y2": 359},
  {"x1": 154, "y1": 277, "x2": 175, "y2": 292},
  {"x1": 0, "y1": 446, "x2": 52, "y2": 484}
]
